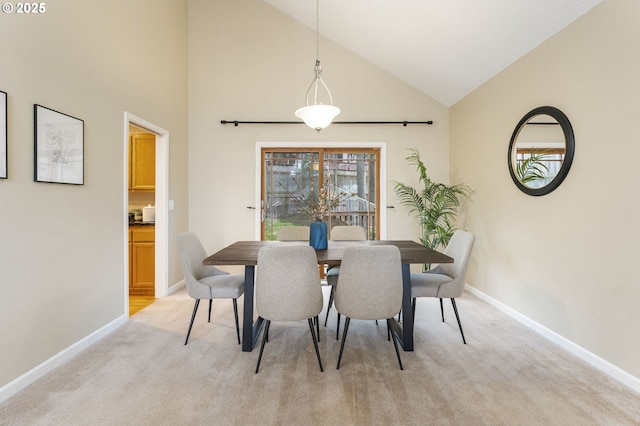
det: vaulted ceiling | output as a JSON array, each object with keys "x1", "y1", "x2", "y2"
[{"x1": 264, "y1": 0, "x2": 602, "y2": 107}]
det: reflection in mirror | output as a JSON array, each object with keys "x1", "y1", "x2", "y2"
[
  {"x1": 512, "y1": 114, "x2": 565, "y2": 189},
  {"x1": 508, "y1": 106, "x2": 574, "y2": 196}
]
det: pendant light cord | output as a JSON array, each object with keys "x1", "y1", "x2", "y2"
[{"x1": 315, "y1": 0, "x2": 320, "y2": 62}]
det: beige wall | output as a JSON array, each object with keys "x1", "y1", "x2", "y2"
[
  {"x1": 187, "y1": 0, "x2": 449, "y2": 254},
  {"x1": 451, "y1": 0, "x2": 640, "y2": 378},
  {"x1": 0, "y1": 0, "x2": 189, "y2": 388}
]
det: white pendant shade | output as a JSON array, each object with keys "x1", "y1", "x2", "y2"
[{"x1": 295, "y1": 104, "x2": 340, "y2": 132}]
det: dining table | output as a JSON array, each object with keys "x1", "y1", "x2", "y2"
[{"x1": 203, "y1": 239, "x2": 453, "y2": 352}]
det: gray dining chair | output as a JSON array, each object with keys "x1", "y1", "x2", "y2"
[
  {"x1": 410, "y1": 230, "x2": 475, "y2": 344},
  {"x1": 277, "y1": 225, "x2": 310, "y2": 241},
  {"x1": 334, "y1": 245, "x2": 404, "y2": 370},
  {"x1": 325, "y1": 225, "x2": 367, "y2": 331},
  {"x1": 329, "y1": 225, "x2": 367, "y2": 241},
  {"x1": 255, "y1": 244, "x2": 324, "y2": 373},
  {"x1": 177, "y1": 233, "x2": 244, "y2": 345}
]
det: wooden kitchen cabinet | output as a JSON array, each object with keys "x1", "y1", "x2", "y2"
[
  {"x1": 129, "y1": 226, "x2": 155, "y2": 296},
  {"x1": 129, "y1": 133, "x2": 156, "y2": 191}
]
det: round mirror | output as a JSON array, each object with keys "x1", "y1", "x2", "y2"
[{"x1": 508, "y1": 106, "x2": 574, "y2": 196}]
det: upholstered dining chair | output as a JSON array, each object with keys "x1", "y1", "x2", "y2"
[
  {"x1": 177, "y1": 233, "x2": 244, "y2": 345},
  {"x1": 324, "y1": 225, "x2": 367, "y2": 330},
  {"x1": 410, "y1": 230, "x2": 475, "y2": 344},
  {"x1": 254, "y1": 244, "x2": 324, "y2": 373},
  {"x1": 334, "y1": 245, "x2": 404, "y2": 370},
  {"x1": 277, "y1": 225, "x2": 310, "y2": 241},
  {"x1": 329, "y1": 225, "x2": 367, "y2": 241}
]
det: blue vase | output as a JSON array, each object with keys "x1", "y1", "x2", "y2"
[{"x1": 309, "y1": 220, "x2": 328, "y2": 250}]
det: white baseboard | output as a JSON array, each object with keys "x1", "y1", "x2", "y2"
[
  {"x1": 465, "y1": 284, "x2": 640, "y2": 394},
  {"x1": 6, "y1": 283, "x2": 634, "y2": 404},
  {"x1": 1, "y1": 282, "x2": 187, "y2": 404},
  {"x1": 167, "y1": 279, "x2": 185, "y2": 295},
  {"x1": 0, "y1": 314, "x2": 128, "y2": 404}
]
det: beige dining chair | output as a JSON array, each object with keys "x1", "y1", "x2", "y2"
[
  {"x1": 410, "y1": 230, "x2": 475, "y2": 344},
  {"x1": 277, "y1": 225, "x2": 310, "y2": 241},
  {"x1": 325, "y1": 225, "x2": 367, "y2": 331},
  {"x1": 334, "y1": 245, "x2": 404, "y2": 370},
  {"x1": 177, "y1": 233, "x2": 245, "y2": 345},
  {"x1": 255, "y1": 244, "x2": 324, "y2": 373}
]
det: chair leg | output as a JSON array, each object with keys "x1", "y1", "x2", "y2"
[
  {"x1": 307, "y1": 318, "x2": 324, "y2": 372},
  {"x1": 255, "y1": 320, "x2": 271, "y2": 374},
  {"x1": 208, "y1": 299, "x2": 212, "y2": 322},
  {"x1": 312, "y1": 316, "x2": 321, "y2": 342},
  {"x1": 440, "y1": 298, "x2": 445, "y2": 322},
  {"x1": 336, "y1": 317, "x2": 351, "y2": 369},
  {"x1": 324, "y1": 286, "x2": 335, "y2": 326},
  {"x1": 233, "y1": 298, "x2": 240, "y2": 345},
  {"x1": 387, "y1": 319, "x2": 404, "y2": 370},
  {"x1": 184, "y1": 299, "x2": 200, "y2": 345},
  {"x1": 336, "y1": 313, "x2": 341, "y2": 340},
  {"x1": 450, "y1": 298, "x2": 467, "y2": 344}
]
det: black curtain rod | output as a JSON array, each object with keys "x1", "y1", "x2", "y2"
[{"x1": 220, "y1": 120, "x2": 433, "y2": 127}]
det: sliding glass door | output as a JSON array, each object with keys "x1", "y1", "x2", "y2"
[{"x1": 261, "y1": 148, "x2": 379, "y2": 240}]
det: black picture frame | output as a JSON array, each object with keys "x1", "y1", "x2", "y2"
[
  {"x1": 34, "y1": 104, "x2": 84, "y2": 185},
  {"x1": 1, "y1": 90, "x2": 6, "y2": 179}
]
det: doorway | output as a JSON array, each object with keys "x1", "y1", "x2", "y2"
[{"x1": 124, "y1": 112, "x2": 170, "y2": 316}]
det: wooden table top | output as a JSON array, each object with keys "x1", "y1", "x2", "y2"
[{"x1": 203, "y1": 240, "x2": 453, "y2": 266}]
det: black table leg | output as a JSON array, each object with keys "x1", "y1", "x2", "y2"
[
  {"x1": 241, "y1": 265, "x2": 260, "y2": 352},
  {"x1": 399, "y1": 263, "x2": 414, "y2": 351}
]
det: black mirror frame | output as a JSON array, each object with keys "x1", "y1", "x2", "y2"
[{"x1": 508, "y1": 106, "x2": 575, "y2": 196}]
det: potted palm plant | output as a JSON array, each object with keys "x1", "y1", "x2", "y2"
[{"x1": 393, "y1": 147, "x2": 471, "y2": 252}]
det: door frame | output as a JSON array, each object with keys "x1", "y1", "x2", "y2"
[
  {"x1": 124, "y1": 112, "x2": 170, "y2": 309},
  {"x1": 255, "y1": 141, "x2": 387, "y2": 240}
]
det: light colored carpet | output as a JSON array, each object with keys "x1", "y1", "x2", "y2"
[{"x1": 1, "y1": 287, "x2": 638, "y2": 426}]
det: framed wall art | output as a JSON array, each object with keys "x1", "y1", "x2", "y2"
[
  {"x1": 1, "y1": 90, "x2": 6, "y2": 179},
  {"x1": 34, "y1": 104, "x2": 84, "y2": 185}
]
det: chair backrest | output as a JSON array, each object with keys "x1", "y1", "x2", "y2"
[
  {"x1": 177, "y1": 232, "x2": 225, "y2": 299},
  {"x1": 334, "y1": 245, "x2": 402, "y2": 320},
  {"x1": 256, "y1": 245, "x2": 323, "y2": 322},
  {"x1": 330, "y1": 225, "x2": 367, "y2": 241},
  {"x1": 277, "y1": 226, "x2": 310, "y2": 241},
  {"x1": 434, "y1": 230, "x2": 475, "y2": 298}
]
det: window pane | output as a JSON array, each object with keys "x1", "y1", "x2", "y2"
[
  {"x1": 325, "y1": 152, "x2": 377, "y2": 239},
  {"x1": 263, "y1": 151, "x2": 319, "y2": 240},
  {"x1": 262, "y1": 149, "x2": 379, "y2": 241}
]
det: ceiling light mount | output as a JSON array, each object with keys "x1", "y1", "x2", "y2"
[{"x1": 295, "y1": 0, "x2": 340, "y2": 132}]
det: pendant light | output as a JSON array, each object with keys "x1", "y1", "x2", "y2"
[{"x1": 295, "y1": 0, "x2": 340, "y2": 132}]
